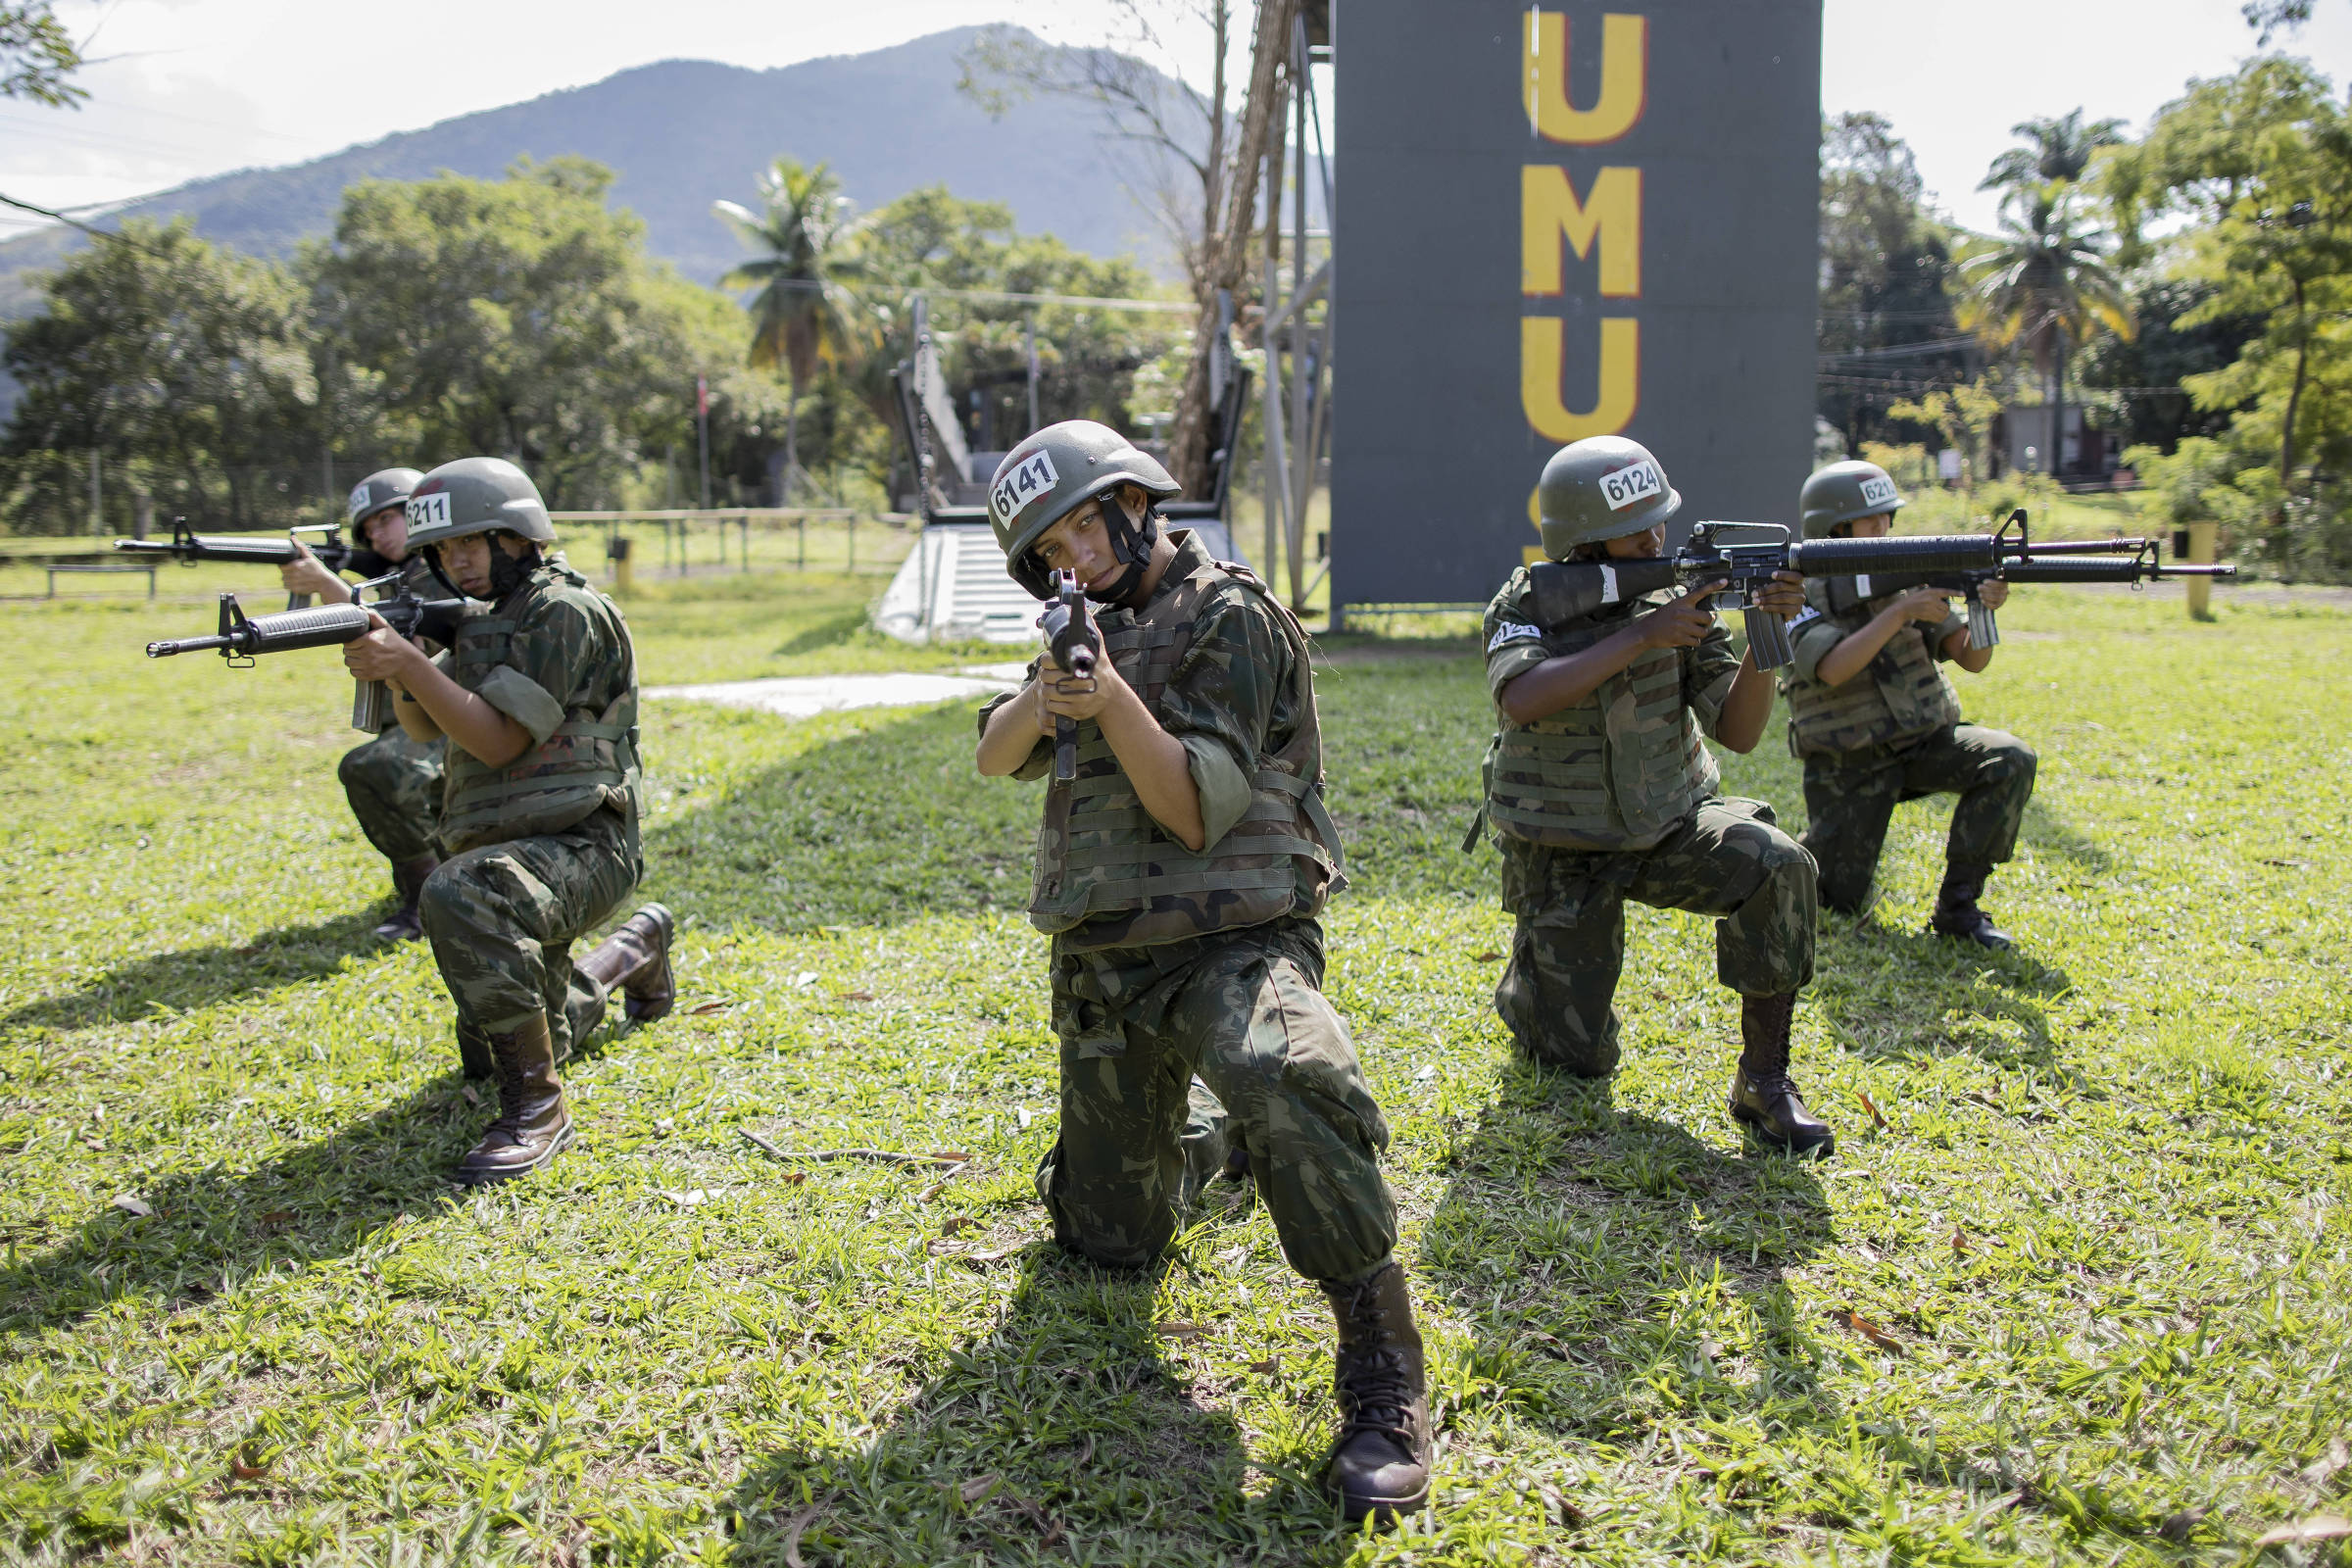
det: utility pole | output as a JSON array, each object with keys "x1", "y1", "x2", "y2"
[
  {"x1": 88, "y1": 449, "x2": 101, "y2": 536},
  {"x1": 1024, "y1": 317, "x2": 1041, "y2": 434},
  {"x1": 696, "y1": 373, "x2": 712, "y2": 511}
]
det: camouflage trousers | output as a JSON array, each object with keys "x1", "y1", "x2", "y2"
[
  {"x1": 340, "y1": 728, "x2": 445, "y2": 865},
  {"x1": 418, "y1": 805, "x2": 642, "y2": 1061},
  {"x1": 1494, "y1": 797, "x2": 1817, "y2": 1077},
  {"x1": 1799, "y1": 723, "x2": 2037, "y2": 914},
  {"x1": 1038, "y1": 917, "x2": 1398, "y2": 1287}
]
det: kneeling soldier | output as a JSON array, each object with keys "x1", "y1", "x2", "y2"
[
  {"x1": 975, "y1": 421, "x2": 1429, "y2": 1523},
  {"x1": 340, "y1": 457, "x2": 674, "y2": 1184},
  {"x1": 1478, "y1": 436, "x2": 1832, "y2": 1155},
  {"x1": 279, "y1": 467, "x2": 447, "y2": 941},
  {"x1": 1785, "y1": 461, "x2": 2037, "y2": 949}
]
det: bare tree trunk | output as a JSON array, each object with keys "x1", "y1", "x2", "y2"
[{"x1": 1167, "y1": 0, "x2": 1297, "y2": 497}]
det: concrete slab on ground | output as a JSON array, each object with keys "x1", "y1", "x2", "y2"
[{"x1": 643, "y1": 670, "x2": 1020, "y2": 719}]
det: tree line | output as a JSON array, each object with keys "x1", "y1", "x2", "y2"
[{"x1": 1819, "y1": 26, "x2": 2352, "y2": 579}]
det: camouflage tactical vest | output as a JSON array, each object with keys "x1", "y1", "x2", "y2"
[
  {"x1": 439, "y1": 560, "x2": 643, "y2": 856},
  {"x1": 1483, "y1": 590, "x2": 1721, "y2": 852},
  {"x1": 1782, "y1": 576, "x2": 1961, "y2": 758},
  {"x1": 1028, "y1": 550, "x2": 1341, "y2": 946}
]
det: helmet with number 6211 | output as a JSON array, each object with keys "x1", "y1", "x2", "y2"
[
  {"x1": 402, "y1": 457, "x2": 559, "y2": 553},
  {"x1": 986, "y1": 419, "x2": 1181, "y2": 601},
  {"x1": 1799, "y1": 459, "x2": 1908, "y2": 539}
]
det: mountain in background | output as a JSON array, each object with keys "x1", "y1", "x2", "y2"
[{"x1": 0, "y1": 26, "x2": 1177, "y2": 319}]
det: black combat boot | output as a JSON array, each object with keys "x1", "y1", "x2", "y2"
[
  {"x1": 1728, "y1": 992, "x2": 1836, "y2": 1157},
  {"x1": 1320, "y1": 1260, "x2": 1433, "y2": 1525},
  {"x1": 456, "y1": 1013, "x2": 571, "y2": 1185},
  {"x1": 1930, "y1": 860, "x2": 2012, "y2": 950},
  {"x1": 575, "y1": 904, "x2": 676, "y2": 1024},
  {"x1": 373, "y1": 855, "x2": 440, "y2": 942}
]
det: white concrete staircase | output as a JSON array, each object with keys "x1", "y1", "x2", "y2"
[{"x1": 873, "y1": 519, "x2": 1250, "y2": 645}]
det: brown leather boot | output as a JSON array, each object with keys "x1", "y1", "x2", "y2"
[
  {"x1": 1729, "y1": 992, "x2": 1836, "y2": 1157},
  {"x1": 456, "y1": 1014, "x2": 571, "y2": 1185},
  {"x1": 1321, "y1": 1260, "x2": 1433, "y2": 1524},
  {"x1": 575, "y1": 904, "x2": 675, "y2": 1024},
  {"x1": 373, "y1": 855, "x2": 440, "y2": 942}
]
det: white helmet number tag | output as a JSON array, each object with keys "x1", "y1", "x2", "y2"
[
  {"x1": 1857, "y1": 474, "x2": 1899, "y2": 510},
  {"x1": 1600, "y1": 460, "x2": 1665, "y2": 511},
  {"x1": 991, "y1": 449, "x2": 1060, "y2": 526},
  {"x1": 407, "y1": 491, "x2": 452, "y2": 529}
]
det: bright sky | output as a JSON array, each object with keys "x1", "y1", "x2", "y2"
[{"x1": 7, "y1": 0, "x2": 2352, "y2": 240}]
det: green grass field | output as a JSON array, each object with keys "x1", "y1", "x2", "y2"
[{"x1": 3, "y1": 568, "x2": 2348, "y2": 1566}]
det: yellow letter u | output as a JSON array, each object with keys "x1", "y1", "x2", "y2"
[
  {"x1": 1524, "y1": 13, "x2": 1647, "y2": 145},
  {"x1": 1522, "y1": 318, "x2": 1641, "y2": 442}
]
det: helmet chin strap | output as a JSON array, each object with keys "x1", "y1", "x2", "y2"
[
  {"x1": 486, "y1": 535, "x2": 542, "y2": 600},
  {"x1": 1087, "y1": 504, "x2": 1160, "y2": 608}
]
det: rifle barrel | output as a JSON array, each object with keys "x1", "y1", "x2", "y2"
[
  {"x1": 1786, "y1": 533, "x2": 2007, "y2": 574},
  {"x1": 146, "y1": 634, "x2": 233, "y2": 658},
  {"x1": 2020, "y1": 537, "x2": 2145, "y2": 556}
]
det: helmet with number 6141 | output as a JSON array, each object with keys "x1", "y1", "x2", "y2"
[
  {"x1": 987, "y1": 419, "x2": 1181, "y2": 601},
  {"x1": 1799, "y1": 459, "x2": 1907, "y2": 539},
  {"x1": 1536, "y1": 435, "x2": 1684, "y2": 559}
]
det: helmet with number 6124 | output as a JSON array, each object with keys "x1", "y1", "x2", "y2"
[
  {"x1": 987, "y1": 419, "x2": 1181, "y2": 601},
  {"x1": 1536, "y1": 435, "x2": 1683, "y2": 559},
  {"x1": 1799, "y1": 459, "x2": 1907, "y2": 539}
]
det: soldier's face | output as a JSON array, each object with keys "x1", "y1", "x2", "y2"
[
  {"x1": 363, "y1": 506, "x2": 409, "y2": 561},
  {"x1": 1033, "y1": 488, "x2": 1142, "y2": 592},
  {"x1": 1847, "y1": 513, "x2": 1895, "y2": 538},
  {"x1": 1600, "y1": 523, "x2": 1667, "y2": 560}
]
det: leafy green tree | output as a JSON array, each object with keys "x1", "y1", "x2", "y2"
[
  {"x1": 4, "y1": 219, "x2": 316, "y2": 527},
  {"x1": 2105, "y1": 57, "x2": 2352, "y2": 573},
  {"x1": 315, "y1": 158, "x2": 747, "y2": 508},
  {"x1": 1816, "y1": 113, "x2": 1966, "y2": 455},
  {"x1": 1955, "y1": 183, "x2": 2134, "y2": 475},
  {"x1": 713, "y1": 158, "x2": 873, "y2": 502},
  {"x1": 0, "y1": 2, "x2": 79, "y2": 107},
  {"x1": 1980, "y1": 109, "x2": 2126, "y2": 191}
]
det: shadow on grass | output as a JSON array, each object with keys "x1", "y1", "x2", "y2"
[
  {"x1": 721, "y1": 1249, "x2": 1359, "y2": 1568},
  {"x1": 0, "y1": 1077, "x2": 472, "y2": 1341},
  {"x1": 1420, "y1": 1068, "x2": 1841, "y2": 1446},
  {"x1": 769, "y1": 607, "x2": 872, "y2": 660},
  {"x1": 1813, "y1": 914, "x2": 2070, "y2": 1069},
  {"x1": 2018, "y1": 799, "x2": 2115, "y2": 874},
  {"x1": 0, "y1": 911, "x2": 385, "y2": 1035}
]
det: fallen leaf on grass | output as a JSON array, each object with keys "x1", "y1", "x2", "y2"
[
  {"x1": 2253, "y1": 1515, "x2": 2352, "y2": 1546},
  {"x1": 228, "y1": 1448, "x2": 270, "y2": 1481},
  {"x1": 1474, "y1": 950, "x2": 1503, "y2": 962},
  {"x1": 462, "y1": 1085, "x2": 480, "y2": 1107},
  {"x1": 780, "y1": 1505, "x2": 821, "y2": 1568},
  {"x1": 2156, "y1": 1507, "x2": 2207, "y2": 1542},
  {"x1": 835, "y1": 989, "x2": 875, "y2": 1003},
  {"x1": 933, "y1": 1151, "x2": 973, "y2": 1163},
  {"x1": 260, "y1": 1211, "x2": 294, "y2": 1229},
  {"x1": 791, "y1": 971, "x2": 817, "y2": 989},
  {"x1": 1249, "y1": 1358, "x2": 1282, "y2": 1377},
  {"x1": 1857, "y1": 1090, "x2": 1890, "y2": 1131},
  {"x1": 1007, "y1": 1494, "x2": 1065, "y2": 1547},
  {"x1": 663, "y1": 1189, "x2": 710, "y2": 1207},
  {"x1": 689, "y1": 1001, "x2": 732, "y2": 1016},
  {"x1": 1951, "y1": 1228, "x2": 1972, "y2": 1254},
  {"x1": 952, "y1": 1244, "x2": 1025, "y2": 1268},
  {"x1": 940, "y1": 1216, "x2": 980, "y2": 1238},
  {"x1": 957, "y1": 1472, "x2": 1001, "y2": 1504},
  {"x1": 1829, "y1": 1308, "x2": 1903, "y2": 1353},
  {"x1": 111, "y1": 1195, "x2": 152, "y2": 1219},
  {"x1": 1539, "y1": 1487, "x2": 1587, "y2": 1528},
  {"x1": 1156, "y1": 1321, "x2": 1206, "y2": 1341},
  {"x1": 2304, "y1": 1436, "x2": 2351, "y2": 1484}
]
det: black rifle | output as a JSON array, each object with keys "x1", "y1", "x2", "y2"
[
  {"x1": 1527, "y1": 516, "x2": 2040, "y2": 669},
  {"x1": 1811, "y1": 514, "x2": 2238, "y2": 650},
  {"x1": 1036, "y1": 568, "x2": 1102, "y2": 782},
  {"x1": 146, "y1": 570, "x2": 469, "y2": 733},
  {"x1": 116, "y1": 516, "x2": 357, "y2": 609}
]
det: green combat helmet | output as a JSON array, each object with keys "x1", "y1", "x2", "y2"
[
  {"x1": 1537, "y1": 435, "x2": 1683, "y2": 559},
  {"x1": 404, "y1": 458, "x2": 558, "y2": 599},
  {"x1": 1799, "y1": 459, "x2": 1906, "y2": 539},
  {"x1": 988, "y1": 419, "x2": 1180, "y2": 602},
  {"x1": 347, "y1": 467, "x2": 423, "y2": 528}
]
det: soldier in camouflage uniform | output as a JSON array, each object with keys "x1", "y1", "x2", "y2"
[
  {"x1": 1784, "y1": 461, "x2": 2036, "y2": 949},
  {"x1": 1476, "y1": 436, "x2": 1834, "y2": 1156},
  {"x1": 279, "y1": 468, "x2": 447, "y2": 941},
  {"x1": 340, "y1": 457, "x2": 675, "y2": 1184},
  {"x1": 974, "y1": 421, "x2": 1429, "y2": 1525}
]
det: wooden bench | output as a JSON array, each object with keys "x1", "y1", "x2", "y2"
[{"x1": 45, "y1": 563, "x2": 158, "y2": 600}]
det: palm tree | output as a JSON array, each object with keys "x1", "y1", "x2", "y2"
[
  {"x1": 1956, "y1": 184, "x2": 2135, "y2": 476},
  {"x1": 713, "y1": 159, "x2": 872, "y2": 503},
  {"x1": 1979, "y1": 108, "x2": 2128, "y2": 192}
]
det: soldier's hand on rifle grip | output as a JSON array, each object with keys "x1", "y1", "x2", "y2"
[
  {"x1": 278, "y1": 540, "x2": 348, "y2": 604},
  {"x1": 1894, "y1": 587, "x2": 1956, "y2": 624},
  {"x1": 342, "y1": 610, "x2": 426, "y2": 686},
  {"x1": 1038, "y1": 662, "x2": 1120, "y2": 725},
  {"x1": 1976, "y1": 578, "x2": 2010, "y2": 612},
  {"x1": 1749, "y1": 569, "x2": 1806, "y2": 619},
  {"x1": 1634, "y1": 580, "x2": 1727, "y2": 650}
]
